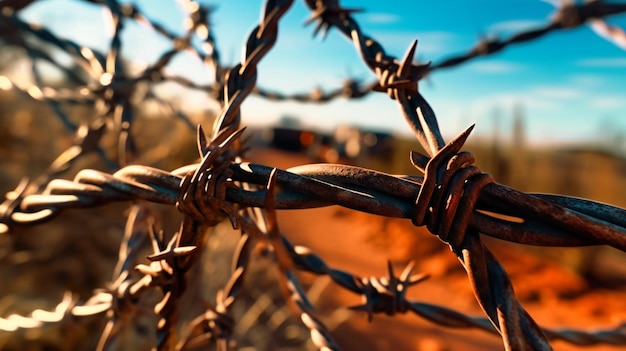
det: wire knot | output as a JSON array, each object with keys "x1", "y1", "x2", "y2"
[
  {"x1": 371, "y1": 40, "x2": 430, "y2": 98},
  {"x1": 176, "y1": 126, "x2": 243, "y2": 227},
  {"x1": 350, "y1": 261, "x2": 428, "y2": 321},
  {"x1": 411, "y1": 125, "x2": 494, "y2": 250}
]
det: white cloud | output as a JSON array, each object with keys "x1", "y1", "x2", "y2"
[
  {"x1": 487, "y1": 19, "x2": 545, "y2": 35},
  {"x1": 538, "y1": 0, "x2": 561, "y2": 7},
  {"x1": 369, "y1": 31, "x2": 457, "y2": 56},
  {"x1": 531, "y1": 86, "x2": 583, "y2": 100},
  {"x1": 568, "y1": 74, "x2": 604, "y2": 87},
  {"x1": 591, "y1": 96, "x2": 626, "y2": 109},
  {"x1": 361, "y1": 13, "x2": 401, "y2": 25},
  {"x1": 460, "y1": 92, "x2": 557, "y2": 124},
  {"x1": 576, "y1": 58, "x2": 626, "y2": 68},
  {"x1": 468, "y1": 60, "x2": 524, "y2": 73},
  {"x1": 461, "y1": 85, "x2": 586, "y2": 118}
]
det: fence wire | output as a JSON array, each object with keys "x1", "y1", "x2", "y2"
[{"x1": 1, "y1": 0, "x2": 626, "y2": 350}]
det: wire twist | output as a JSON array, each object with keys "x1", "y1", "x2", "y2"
[
  {"x1": 410, "y1": 125, "x2": 494, "y2": 250},
  {"x1": 410, "y1": 126, "x2": 551, "y2": 350}
]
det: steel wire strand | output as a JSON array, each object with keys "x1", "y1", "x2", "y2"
[
  {"x1": 9, "y1": 158, "x2": 626, "y2": 247},
  {"x1": 300, "y1": 2, "x2": 622, "y2": 349},
  {"x1": 210, "y1": 0, "x2": 295, "y2": 143},
  {"x1": 3, "y1": 229, "x2": 626, "y2": 348},
  {"x1": 278, "y1": 233, "x2": 626, "y2": 346},
  {"x1": 4, "y1": 159, "x2": 626, "y2": 346},
  {"x1": 146, "y1": 2, "x2": 297, "y2": 347},
  {"x1": 241, "y1": 1, "x2": 626, "y2": 105},
  {"x1": 261, "y1": 170, "x2": 342, "y2": 351},
  {"x1": 96, "y1": 203, "x2": 163, "y2": 351}
]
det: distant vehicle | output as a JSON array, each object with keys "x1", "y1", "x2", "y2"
[
  {"x1": 267, "y1": 126, "x2": 317, "y2": 152},
  {"x1": 333, "y1": 125, "x2": 394, "y2": 160},
  {"x1": 264, "y1": 118, "x2": 395, "y2": 164}
]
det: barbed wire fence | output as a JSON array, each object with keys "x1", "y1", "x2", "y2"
[{"x1": 1, "y1": 0, "x2": 626, "y2": 350}]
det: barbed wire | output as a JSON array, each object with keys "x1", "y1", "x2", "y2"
[
  {"x1": 4, "y1": 0, "x2": 624, "y2": 112},
  {"x1": 247, "y1": 0, "x2": 626, "y2": 104},
  {"x1": 2, "y1": 0, "x2": 626, "y2": 350},
  {"x1": 0, "y1": 0, "x2": 213, "y2": 167},
  {"x1": 4, "y1": 182, "x2": 626, "y2": 347},
  {"x1": 301, "y1": 1, "x2": 625, "y2": 349}
]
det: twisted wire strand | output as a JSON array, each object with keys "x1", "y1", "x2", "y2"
[
  {"x1": 2, "y1": 163, "x2": 626, "y2": 347},
  {"x1": 261, "y1": 170, "x2": 342, "y2": 351},
  {"x1": 210, "y1": 0, "x2": 295, "y2": 143},
  {"x1": 298, "y1": 2, "x2": 625, "y2": 349},
  {"x1": 311, "y1": 7, "x2": 439, "y2": 155},
  {"x1": 411, "y1": 126, "x2": 548, "y2": 349},
  {"x1": 278, "y1": 231, "x2": 626, "y2": 347},
  {"x1": 140, "y1": 2, "x2": 298, "y2": 347},
  {"x1": 96, "y1": 203, "x2": 162, "y2": 351},
  {"x1": 3, "y1": 228, "x2": 626, "y2": 348},
  {"x1": 7, "y1": 159, "x2": 626, "y2": 248},
  {"x1": 239, "y1": 1, "x2": 626, "y2": 105}
]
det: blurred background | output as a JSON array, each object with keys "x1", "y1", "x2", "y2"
[{"x1": 1, "y1": 0, "x2": 626, "y2": 350}]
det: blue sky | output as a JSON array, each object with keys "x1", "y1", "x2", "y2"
[{"x1": 17, "y1": 0, "x2": 626, "y2": 144}]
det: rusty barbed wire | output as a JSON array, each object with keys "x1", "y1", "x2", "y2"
[
  {"x1": 140, "y1": 1, "x2": 298, "y2": 349},
  {"x1": 302, "y1": 0, "x2": 625, "y2": 349},
  {"x1": 95, "y1": 203, "x2": 162, "y2": 351},
  {"x1": 239, "y1": 0, "x2": 626, "y2": 105},
  {"x1": 7, "y1": 152, "x2": 626, "y2": 347},
  {"x1": 0, "y1": 0, "x2": 210, "y2": 163},
  {"x1": 261, "y1": 170, "x2": 342, "y2": 351},
  {"x1": 2, "y1": 0, "x2": 626, "y2": 350},
  {"x1": 276, "y1": 236, "x2": 626, "y2": 346},
  {"x1": 209, "y1": 0, "x2": 295, "y2": 143},
  {"x1": 3, "y1": 0, "x2": 625, "y2": 113}
]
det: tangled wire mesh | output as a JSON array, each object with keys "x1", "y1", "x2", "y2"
[{"x1": 1, "y1": 0, "x2": 626, "y2": 350}]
